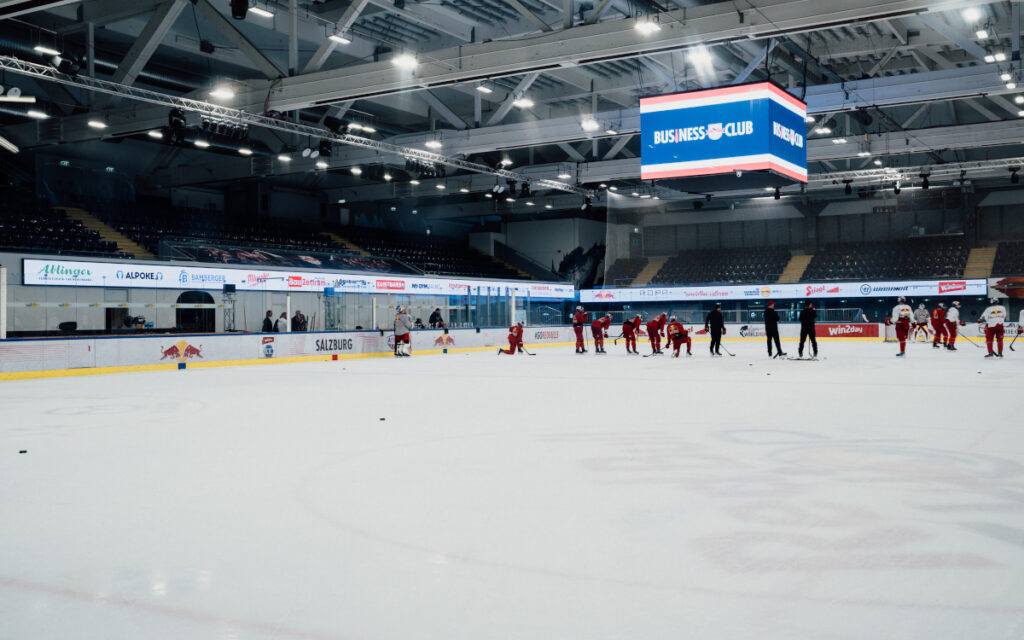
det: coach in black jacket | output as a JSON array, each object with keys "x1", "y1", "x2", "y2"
[
  {"x1": 764, "y1": 301, "x2": 786, "y2": 358},
  {"x1": 798, "y1": 301, "x2": 818, "y2": 359},
  {"x1": 704, "y1": 303, "x2": 725, "y2": 356}
]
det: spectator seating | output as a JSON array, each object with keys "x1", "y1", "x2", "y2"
[
  {"x1": 604, "y1": 258, "x2": 648, "y2": 285},
  {"x1": 0, "y1": 186, "x2": 122, "y2": 257},
  {"x1": 651, "y1": 246, "x2": 791, "y2": 285},
  {"x1": 992, "y1": 241, "x2": 1024, "y2": 275},
  {"x1": 803, "y1": 237, "x2": 968, "y2": 281},
  {"x1": 336, "y1": 226, "x2": 528, "y2": 280},
  {"x1": 98, "y1": 206, "x2": 350, "y2": 258}
]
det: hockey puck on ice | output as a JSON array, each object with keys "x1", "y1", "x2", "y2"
[
  {"x1": 19, "y1": 450, "x2": 26, "y2": 454},
  {"x1": 379, "y1": 417, "x2": 386, "y2": 421}
]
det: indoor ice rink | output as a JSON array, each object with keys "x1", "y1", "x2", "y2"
[
  {"x1": 3, "y1": 341, "x2": 1023, "y2": 640},
  {"x1": 3, "y1": 0, "x2": 1024, "y2": 637}
]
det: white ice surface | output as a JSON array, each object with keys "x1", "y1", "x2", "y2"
[{"x1": 1, "y1": 341, "x2": 1023, "y2": 640}]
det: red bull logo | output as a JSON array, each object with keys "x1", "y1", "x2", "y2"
[
  {"x1": 159, "y1": 340, "x2": 204, "y2": 362},
  {"x1": 433, "y1": 334, "x2": 456, "y2": 347},
  {"x1": 594, "y1": 292, "x2": 616, "y2": 299}
]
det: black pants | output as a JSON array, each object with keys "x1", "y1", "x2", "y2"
[
  {"x1": 710, "y1": 329, "x2": 722, "y2": 354},
  {"x1": 799, "y1": 325, "x2": 817, "y2": 356},
  {"x1": 766, "y1": 327, "x2": 782, "y2": 355}
]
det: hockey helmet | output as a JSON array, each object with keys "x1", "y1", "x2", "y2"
[
  {"x1": 396, "y1": 305, "x2": 405, "y2": 313},
  {"x1": 991, "y1": 297, "x2": 999, "y2": 305},
  {"x1": 937, "y1": 302, "x2": 945, "y2": 308},
  {"x1": 670, "y1": 315, "x2": 677, "y2": 321},
  {"x1": 899, "y1": 296, "x2": 906, "y2": 303},
  {"x1": 918, "y1": 303, "x2": 925, "y2": 309},
  {"x1": 576, "y1": 305, "x2": 583, "y2": 311},
  {"x1": 953, "y1": 300, "x2": 961, "y2": 307},
  {"x1": 517, "y1": 321, "x2": 523, "y2": 326}
]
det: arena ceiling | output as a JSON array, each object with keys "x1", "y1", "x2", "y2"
[{"x1": 0, "y1": 0, "x2": 1021, "y2": 217}]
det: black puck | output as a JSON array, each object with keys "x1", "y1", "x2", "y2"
[
  {"x1": 19, "y1": 450, "x2": 26, "y2": 454},
  {"x1": 379, "y1": 418, "x2": 385, "y2": 421}
]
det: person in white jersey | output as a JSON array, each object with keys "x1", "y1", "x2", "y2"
[
  {"x1": 890, "y1": 296, "x2": 915, "y2": 357},
  {"x1": 978, "y1": 298, "x2": 1007, "y2": 358},
  {"x1": 944, "y1": 301, "x2": 963, "y2": 351}
]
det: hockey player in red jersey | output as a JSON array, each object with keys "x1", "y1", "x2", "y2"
[
  {"x1": 665, "y1": 316, "x2": 691, "y2": 357},
  {"x1": 645, "y1": 313, "x2": 667, "y2": 354},
  {"x1": 945, "y1": 301, "x2": 964, "y2": 350},
  {"x1": 931, "y1": 303, "x2": 948, "y2": 348},
  {"x1": 979, "y1": 298, "x2": 1007, "y2": 357},
  {"x1": 620, "y1": 314, "x2": 641, "y2": 354},
  {"x1": 890, "y1": 296, "x2": 914, "y2": 356},
  {"x1": 497, "y1": 322, "x2": 524, "y2": 355},
  {"x1": 590, "y1": 313, "x2": 612, "y2": 354},
  {"x1": 571, "y1": 305, "x2": 588, "y2": 353}
]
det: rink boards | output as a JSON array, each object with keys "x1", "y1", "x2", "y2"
[{"x1": 1, "y1": 322, "x2": 1007, "y2": 380}]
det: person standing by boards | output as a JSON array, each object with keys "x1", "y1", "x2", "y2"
[
  {"x1": 590, "y1": 313, "x2": 612, "y2": 354},
  {"x1": 890, "y1": 296, "x2": 914, "y2": 357},
  {"x1": 797, "y1": 301, "x2": 818, "y2": 360},
  {"x1": 979, "y1": 298, "x2": 1007, "y2": 358},
  {"x1": 704, "y1": 304, "x2": 725, "y2": 356},
  {"x1": 572, "y1": 305, "x2": 588, "y2": 354},
  {"x1": 945, "y1": 301, "x2": 963, "y2": 351},
  {"x1": 931, "y1": 303, "x2": 947, "y2": 349},
  {"x1": 764, "y1": 301, "x2": 785, "y2": 359},
  {"x1": 620, "y1": 314, "x2": 641, "y2": 354},
  {"x1": 393, "y1": 305, "x2": 413, "y2": 357}
]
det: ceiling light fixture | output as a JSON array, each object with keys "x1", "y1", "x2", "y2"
[
  {"x1": 436, "y1": 183, "x2": 446, "y2": 190},
  {"x1": 87, "y1": 120, "x2": 107, "y2": 129},
  {"x1": 832, "y1": 137, "x2": 848, "y2": 144},
  {"x1": 995, "y1": 52, "x2": 1007, "y2": 62},
  {"x1": 962, "y1": 7, "x2": 981, "y2": 22},
  {"x1": 26, "y1": 109, "x2": 49, "y2": 119},
  {"x1": 475, "y1": 83, "x2": 493, "y2": 94},
  {"x1": 316, "y1": 160, "x2": 328, "y2": 169},
  {"x1": 248, "y1": 6, "x2": 275, "y2": 18},
  {"x1": 328, "y1": 32, "x2": 352, "y2": 45},
  {"x1": 580, "y1": 117, "x2": 599, "y2": 132},
  {"x1": 605, "y1": 128, "x2": 618, "y2": 135},
  {"x1": 804, "y1": 115, "x2": 815, "y2": 124},
  {"x1": 0, "y1": 134, "x2": 20, "y2": 154},
  {"x1": 277, "y1": 154, "x2": 292, "y2": 162},
  {"x1": 873, "y1": 159, "x2": 883, "y2": 166},
  {"x1": 814, "y1": 126, "x2": 832, "y2": 134},
  {"x1": 194, "y1": 139, "x2": 210, "y2": 148},
  {"x1": 976, "y1": 29, "x2": 989, "y2": 39},
  {"x1": 1001, "y1": 73, "x2": 1012, "y2": 81},
  {"x1": 1016, "y1": 96, "x2": 1024, "y2": 104},
  {"x1": 634, "y1": 18, "x2": 661, "y2": 35},
  {"x1": 410, "y1": 179, "x2": 421, "y2": 185},
  {"x1": 148, "y1": 130, "x2": 164, "y2": 139},
  {"x1": 33, "y1": 45, "x2": 60, "y2": 56},
  {"x1": 392, "y1": 53, "x2": 418, "y2": 70},
  {"x1": 425, "y1": 140, "x2": 442, "y2": 149},
  {"x1": 209, "y1": 86, "x2": 234, "y2": 100},
  {"x1": 499, "y1": 157, "x2": 513, "y2": 167},
  {"x1": 350, "y1": 166, "x2": 362, "y2": 175},
  {"x1": 238, "y1": 147, "x2": 253, "y2": 156},
  {"x1": 459, "y1": 187, "x2": 469, "y2": 193},
  {"x1": 512, "y1": 96, "x2": 534, "y2": 108},
  {"x1": 383, "y1": 172, "x2": 393, "y2": 181},
  {"x1": 544, "y1": 203, "x2": 553, "y2": 209}
]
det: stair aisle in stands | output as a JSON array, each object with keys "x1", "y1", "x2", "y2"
[{"x1": 58, "y1": 207, "x2": 154, "y2": 259}]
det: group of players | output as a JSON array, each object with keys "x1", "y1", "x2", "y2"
[
  {"x1": 890, "y1": 297, "x2": 1021, "y2": 357},
  {"x1": 400, "y1": 299, "x2": 1022, "y2": 359}
]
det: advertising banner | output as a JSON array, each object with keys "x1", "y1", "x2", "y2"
[
  {"x1": 640, "y1": 82, "x2": 807, "y2": 182},
  {"x1": 581, "y1": 279, "x2": 988, "y2": 303},
  {"x1": 23, "y1": 258, "x2": 575, "y2": 299}
]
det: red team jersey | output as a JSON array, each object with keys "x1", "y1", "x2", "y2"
[
  {"x1": 666, "y1": 321, "x2": 686, "y2": 339},
  {"x1": 572, "y1": 311, "x2": 588, "y2": 325},
  {"x1": 591, "y1": 317, "x2": 611, "y2": 332},
  {"x1": 931, "y1": 308, "x2": 946, "y2": 323}
]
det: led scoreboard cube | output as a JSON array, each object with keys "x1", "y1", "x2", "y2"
[{"x1": 640, "y1": 81, "x2": 808, "y2": 183}]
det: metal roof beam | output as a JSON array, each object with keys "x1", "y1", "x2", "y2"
[
  {"x1": 239, "y1": 0, "x2": 971, "y2": 112},
  {"x1": 503, "y1": 0, "x2": 554, "y2": 32},
  {"x1": 98, "y1": 0, "x2": 189, "y2": 108},
  {"x1": 420, "y1": 90, "x2": 470, "y2": 129},
  {"x1": 193, "y1": 0, "x2": 284, "y2": 80}
]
